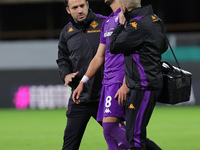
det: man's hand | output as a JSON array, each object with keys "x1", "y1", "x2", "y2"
[
  {"x1": 115, "y1": 83, "x2": 130, "y2": 106},
  {"x1": 72, "y1": 81, "x2": 84, "y2": 104},
  {"x1": 119, "y1": 11, "x2": 126, "y2": 25},
  {"x1": 64, "y1": 71, "x2": 79, "y2": 87}
]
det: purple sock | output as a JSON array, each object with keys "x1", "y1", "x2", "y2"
[
  {"x1": 103, "y1": 122, "x2": 130, "y2": 150},
  {"x1": 103, "y1": 122, "x2": 120, "y2": 150}
]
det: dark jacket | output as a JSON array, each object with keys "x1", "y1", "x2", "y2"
[
  {"x1": 57, "y1": 9, "x2": 106, "y2": 103},
  {"x1": 109, "y1": 5, "x2": 168, "y2": 90}
]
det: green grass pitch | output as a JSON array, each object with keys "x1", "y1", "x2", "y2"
[{"x1": 0, "y1": 106, "x2": 200, "y2": 150}]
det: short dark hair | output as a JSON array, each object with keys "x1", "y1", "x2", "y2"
[
  {"x1": 64, "y1": 0, "x2": 69, "y2": 7},
  {"x1": 64, "y1": 0, "x2": 88, "y2": 7}
]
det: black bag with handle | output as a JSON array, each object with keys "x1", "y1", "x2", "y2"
[
  {"x1": 157, "y1": 61, "x2": 192, "y2": 104},
  {"x1": 157, "y1": 30, "x2": 192, "y2": 104}
]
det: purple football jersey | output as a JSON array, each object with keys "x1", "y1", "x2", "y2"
[{"x1": 100, "y1": 8, "x2": 125, "y2": 85}]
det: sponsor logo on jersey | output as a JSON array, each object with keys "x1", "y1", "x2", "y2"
[
  {"x1": 87, "y1": 29, "x2": 101, "y2": 33},
  {"x1": 90, "y1": 21, "x2": 98, "y2": 29},
  {"x1": 104, "y1": 28, "x2": 114, "y2": 37},
  {"x1": 129, "y1": 104, "x2": 135, "y2": 109},
  {"x1": 104, "y1": 31, "x2": 113, "y2": 37},
  {"x1": 67, "y1": 27, "x2": 74, "y2": 33},
  {"x1": 151, "y1": 15, "x2": 159, "y2": 22},
  {"x1": 130, "y1": 22, "x2": 137, "y2": 30}
]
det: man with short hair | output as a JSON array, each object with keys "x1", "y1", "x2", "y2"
[
  {"x1": 109, "y1": 0, "x2": 168, "y2": 149},
  {"x1": 56, "y1": 0, "x2": 106, "y2": 149},
  {"x1": 73, "y1": 0, "x2": 130, "y2": 149}
]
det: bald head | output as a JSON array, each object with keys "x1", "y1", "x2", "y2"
[{"x1": 119, "y1": 0, "x2": 141, "y2": 12}]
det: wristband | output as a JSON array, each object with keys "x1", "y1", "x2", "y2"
[{"x1": 81, "y1": 75, "x2": 89, "y2": 83}]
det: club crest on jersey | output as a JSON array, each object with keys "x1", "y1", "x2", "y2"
[
  {"x1": 67, "y1": 27, "x2": 74, "y2": 33},
  {"x1": 90, "y1": 21, "x2": 98, "y2": 29}
]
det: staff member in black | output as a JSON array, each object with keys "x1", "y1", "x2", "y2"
[
  {"x1": 109, "y1": 0, "x2": 168, "y2": 149},
  {"x1": 56, "y1": 0, "x2": 106, "y2": 149}
]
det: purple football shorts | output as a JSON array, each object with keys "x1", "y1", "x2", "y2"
[{"x1": 97, "y1": 83, "x2": 126, "y2": 121}]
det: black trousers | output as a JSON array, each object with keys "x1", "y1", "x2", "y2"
[
  {"x1": 125, "y1": 89, "x2": 162, "y2": 150},
  {"x1": 62, "y1": 100, "x2": 101, "y2": 150}
]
